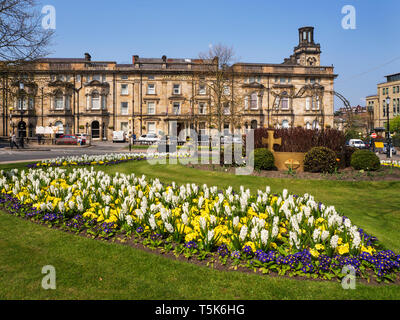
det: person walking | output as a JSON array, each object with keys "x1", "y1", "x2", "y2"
[{"x1": 11, "y1": 134, "x2": 19, "y2": 149}]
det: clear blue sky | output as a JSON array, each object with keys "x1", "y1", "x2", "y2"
[{"x1": 41, "y1": 0, "x2": 400, "y2": 109}]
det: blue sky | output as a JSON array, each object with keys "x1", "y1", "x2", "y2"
[{"x1": 41, "y1": 0, "x2": 400, "y2": 109}]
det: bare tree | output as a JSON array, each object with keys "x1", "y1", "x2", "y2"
[
  {"x1": 0, "y1": 0, "x2": 54, "y2": 64},
  {"x1": 198, "y1": 44, "x2": 245, "y2": 134}
]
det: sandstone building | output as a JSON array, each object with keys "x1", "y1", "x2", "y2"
[
  {"x1": 366, "y1": 72, "x2": 400, "y2": 130},
  {"x1": 0, "y1": 27, "x2": 337, "y2": 141}
]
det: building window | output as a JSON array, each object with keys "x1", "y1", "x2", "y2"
[
  {"x1": 147, "y1": 122, "x2": 156, "y2": 134},
  {"x1": 199, "y1": 84, "x2": 206, "y2": 95},
  {"x1": 147, "y1": 84, "x2": 155, "y2": 95},
  {"x1": 173, "y1": 102, "x2": 180, "y2": 115},
  {"x1": 121, "y1": 75, "x2": 128, "y2": 80},
  {"x1": 121, "y1": 84, "x2": 129, "y2": 95},
  {"x1": 54, "y1": 121, "x2": 64, "y2": 135},
  {"x1": 281, "y1": 97, "x2": 289, "y2": 110},
  {"x1": 282, "y1": 120, "x2": 289, "y2": 128},
  {"x1": 223, "y1": 86, "x2": 230, "y2": 95},
  {"x1": 54, "y1": 91, "x2": 64, "y2": 110},
  {"x1": 173, "y1": 84, "x2": 181, "y2": 95},
  {"x1": 121, "y1": 102, "x2": 129, "y2": 115},
  {"x1": 224, "y1": 103, "x2": 230, "y2": 115},
  {"x1": 250, "y1": 93, "x2": 258, "y2": 110},
  {"x1": 101, "y1": 95, "x2": 107, "y2": 110},
  {"x1": 92, "y1": 75, "x2": 101, "y2": 81},
  {"x1": 312, "y1": 120, "x2": 319, "y2": 130},
  {"x1": 120, "y1": 122, "x2": 128, "y2": 133},
  {"x1": 76, "y1": 75, "x2": 81, "y2": 83},
  {"x1": 91, "y1": 91, "x2": 100, "y2": 110},
  {"x1": 147, "y1": 102, "x2": 155, "y2": 115},
  {"x1": 28, "y1": 97, "x2": 34, "y2": 110},
  {"x1": 223, "y1": 124, "x2": 230, "y2": 135},
  {"x1": 65, "y1": 95, "x2": 71, "y2": 110},
  {"x1": 199, "y1": 102, "x2": 206, "y2": 114},
  {"x1": 306, "y1": 97, "x2": 311, "y2": 110},
  {"x1": 306, "y1": 122, "x2": 311, "y2": 129},
  {"x1": 280, "y1": 77, "x2": 286, "y2": 84},
  {"x1": 148, "y1": 75, "x2": 155, "y2": 80}
]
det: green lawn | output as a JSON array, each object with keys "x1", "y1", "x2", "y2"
[{"x1": 0, "y1": 160, "x2": 400, "y2": 299}]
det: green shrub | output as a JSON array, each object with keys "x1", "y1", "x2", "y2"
[
  {"x1": 250, "y1": 148, "x2": 275, "y2": 171},
  {"x1": 304, "y1": 147, "x2": 337, "y2": 173},
  {"x1": 350, "y1": 150, "x2": 381, "y2": 171}
]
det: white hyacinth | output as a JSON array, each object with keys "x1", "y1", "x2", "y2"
[
  {"x1": 261, "y1": 230, "x2": 269, "y2": 246},
  {"x1": 330, "y1": 235, "x2": 339, "y2": 249},
  {"x1": 164, "y1": 222, "x2": 174, "y2": 233},
  {"x1": 239, "y1": 225, "x2": 248, "y2": 242}
]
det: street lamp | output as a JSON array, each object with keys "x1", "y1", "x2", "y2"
[{"x1": 386, "y1": 96, "x2": 391, "y2": 158}]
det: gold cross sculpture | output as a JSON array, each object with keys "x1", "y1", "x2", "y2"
[{"x1": 261, "y1": 130, "x2": 282, "y2": 153}]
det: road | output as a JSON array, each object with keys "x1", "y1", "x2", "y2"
[{"x1": 0, "y1": 142, "x2": 147, "y2": 163}]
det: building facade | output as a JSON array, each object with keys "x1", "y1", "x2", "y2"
[
  {"x1": 367, "y1": 72, "x2": 400, "y2": 130},
  {"x1": 0, "y1": 27, "x2": 337, "y2": 141}
]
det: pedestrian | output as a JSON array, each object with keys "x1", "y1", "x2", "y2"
[
  {"x1": 37, "y1": 134, "x2": 42, "y2": 145},
  {"x1": 11, "y1": 134, "x2": 19, "y2": 149}
]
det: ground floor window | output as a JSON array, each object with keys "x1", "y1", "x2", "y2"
[
  {"x1": 120, "y1": 122, "x2": 128, "y2": 134},
  {"x1": 147, "y1": 122, "x2": 156, "y2": 134},
  {"x1": 54, "y1": 121, "x2": 64, "y2": 136}
]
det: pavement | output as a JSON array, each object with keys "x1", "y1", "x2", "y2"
[{"x1": 0, "y1": 141, "x2": 137, "y2": 163}]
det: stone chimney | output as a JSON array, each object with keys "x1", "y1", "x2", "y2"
[{"x1": 84, "y1": 53, "x2": 91, "y2": 61}]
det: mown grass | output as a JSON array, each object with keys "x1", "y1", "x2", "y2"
[{"x1": 0, "y1": 160, "x2": 400, "y2": 299}]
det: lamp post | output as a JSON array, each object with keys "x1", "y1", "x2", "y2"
[
  {"x1": 386, "y1": 96, "x2": 391, "y2": 158},
  {"x1": 128, "y1": 117, "x2": 132, "y2": 152}
]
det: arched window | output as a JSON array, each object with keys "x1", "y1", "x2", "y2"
[
  {"x1": 306, "y1": 122, "x2": 312, "y2": 129},
  {"x1": 251, "y1": 120, "x2": 258, "y2": 130},
  {"x1": 91, "y1": 90, "x2": 100, "y2": 110},
  {"x1": 312, "y1": 120, "x2": 319, "y2": 130},
  {"x1": 54, "y1": 121, "x2": 64, "y2": 136},
  {"x1": 282, "y1": 120, "x2": 289, "y2": 128},
  {"x1": 54, "y1": 91, "x2": 64, "y2": 110}
]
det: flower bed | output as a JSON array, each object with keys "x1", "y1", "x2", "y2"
[
  {"x1": 381, "y1": 160, "x2": 400, "y2": 169},
  {"x1": 28, "y1": 152, "x2": 190, "y2": 168},
  {"x1": 0, "y1": 167, "x2": 399, "y2": 282}
]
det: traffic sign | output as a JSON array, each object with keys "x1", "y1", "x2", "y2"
[{"x1": 371, "y1": 133, "x2": 377, "y2": 139}]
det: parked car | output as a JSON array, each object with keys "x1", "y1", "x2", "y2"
[
  {"x1": 112, "y1": 131, "x2": 126, "y2": 143},
  {"x1": 55, "y1": 135, "x2": 78, "y2": 145},
  {"x1": 382, "y1": 143, "x2": 397, "y2": 155},
  {"x1": 76, "y1": 133, "x2": 88, "y2": 145},
  {"x1": 137, "y1": 133, "x2": 160, "y2": 145},
  {"x1": 348, "y1": 139, "x2": 366, "y2": 149}
]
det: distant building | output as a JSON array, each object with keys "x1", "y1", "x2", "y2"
[
  {"x1": 334, "y1": 105, "x2": 374, "y2": 133},
  {"x1": 366, "y1": 72, "x2": 400, "y2": 130}
]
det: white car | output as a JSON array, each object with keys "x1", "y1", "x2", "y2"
[
  {"x1": 113, "y1": 131, "x2": 126, "y2": 143},
  {"x1": 349, "y1": 139, "x2": 366, "y2": 149},
  {"x1": 138, "y1": 134, "x2": 160, "y2": 144}
]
